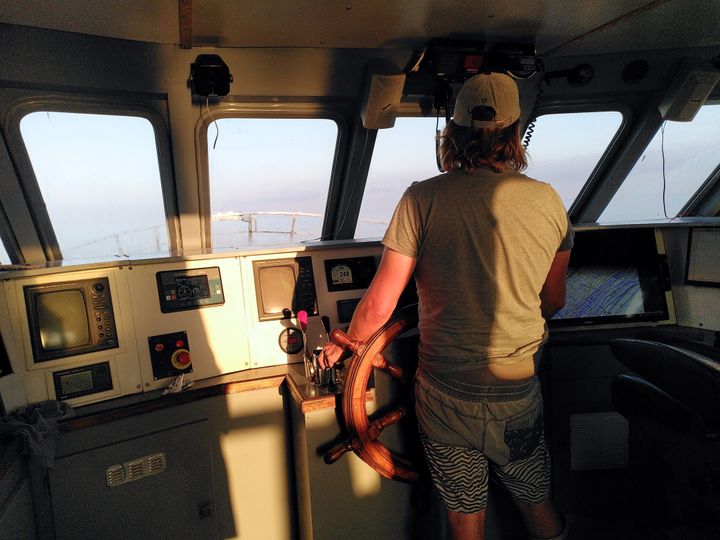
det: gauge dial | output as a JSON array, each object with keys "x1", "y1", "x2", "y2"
[{"x1": 278, "y1": 327, "x2": 304, "y2": 355}]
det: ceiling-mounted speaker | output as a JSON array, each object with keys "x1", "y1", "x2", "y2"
[
  {"x1": 659, "y1": 58, "x2": 719, "y2": 122},
  {"x1": 360, "y1": 60, "x2": 406, "y2": 129},
  {"x1": 188, "y1": 54, "x2": 233, "y2": 97}
]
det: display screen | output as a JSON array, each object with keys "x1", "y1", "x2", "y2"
[
  {"x1": 36, "y1": 290, "x2": 91, "y2": 350},
  {"x1": 259, "y1": 265, "x2": 297, "y2": 315},
  {"x1": 25, "y1": 277, "x2": 118, "y2": 362},
  {"x1": 175, "y1": 275, "x2": 211, "y2": 300},
  {"x1": 60, "y1": 370, "x2": 94, "y2": 395},
  {"x1": 253, "y1": 257, "x2": 318, "y2": 320},
  {"x1": 553, "y1": 266, "x2": 643, "y2": 319},
  {"x1": 550, "y1": 228, "x2": 670, "y2": 327},
  {"x1": 156, "y1": 267, "x2": 224, "y2": 313},
  {"x1": 324, "y1": 256, "x2": 377, "y2": 292}
]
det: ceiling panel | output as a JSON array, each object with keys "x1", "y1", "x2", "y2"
[{"x1": 0, "y1": 0, "x2": 718, "y2": 57}]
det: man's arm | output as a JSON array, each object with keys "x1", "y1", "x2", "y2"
[
  {"x1": 319, "y1": 247, "x2": 416, "y2": 368},
  {"x1": 540, "y1": 249, "x2": 571, "y2": 319}
]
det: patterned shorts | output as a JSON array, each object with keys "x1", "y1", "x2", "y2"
[{"x1": 414, "y1": 369, "x2": 552, "y2": 514}]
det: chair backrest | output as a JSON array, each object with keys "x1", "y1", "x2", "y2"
[
  {"x1": 611, "y1": 372, "x2": 697, "y2": 433},
  {"x1": 610, "y1": 339, "x2": 720, "y2": 429}
]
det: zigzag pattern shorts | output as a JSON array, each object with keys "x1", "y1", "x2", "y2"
[{"x1": 415, "y1": 369, "x2": 552, "y2": 514}]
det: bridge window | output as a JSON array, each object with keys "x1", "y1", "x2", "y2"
[
  {"x1": 523, "y1": 111, "x2": 624, "y2": 209},
  {"x1": 356, "y1": 117, "x2": 445, "y2": 238},
  {"x1": 19, "y1": 112, "x2": 169, "y2": 261},
  {"x1": 207, "y1": 118, "x2": 338, "y2": 248},
  {"x1": 0, "y1": 240, "x2": 9, "y2": 264},
  {"x1": 600, "y1": 103, "x2": 720, "y2": 223}
]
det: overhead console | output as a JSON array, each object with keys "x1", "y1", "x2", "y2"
[{"x1": 549, "y1": 228, "x2": 674, "y2": 330}]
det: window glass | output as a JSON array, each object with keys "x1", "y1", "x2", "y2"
[
  {"x1": 356, "y1": 117, "x2": 445, "y2": 238},
  {"x1": 0, "y1": 240, "x2": 9, "y2": 265},
  {"x1": 600, "y1": 104, "x2": 720, "y2": 222},
  {"x1": 20, "y1": 112, "x2": 169, "y2": 261},
  {"x1": 524, "y1": 111, "x2": 624, "y2": 209},
  {"x1": 208, "y1": 118, "x2": 338, "y2": 248}
]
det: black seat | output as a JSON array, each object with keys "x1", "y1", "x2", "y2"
[
  {"x1": 609, "y1": 339, "x2": 720, "y2": 533},
  {"x1": 611, "y1": 372, "x2": 697, "y2": 434},
  {"x1": 610, "y1": 338, "x2": 720, "y2": 429}
]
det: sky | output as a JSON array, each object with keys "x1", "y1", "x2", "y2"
[{"x1": 5, "y1": 104, "x2": 718, "y2": 263}]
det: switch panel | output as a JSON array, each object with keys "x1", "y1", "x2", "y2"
[{"x1": 148, "y1": 331, "x2": 192, "y2": 380}]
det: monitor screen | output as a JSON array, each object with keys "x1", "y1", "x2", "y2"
[
  {"x1": 550, "y1": 228, "x2": 670, "y2": 327},
  {"x1": 24, "y1": 277, "x2": 119, "y2": 362},
  {"x1": 258, "y1": 265, "x2": 297, "y2": 316},
  {"x1": 253, "y1": 256, "x2": 318, "y2": 321},
  {"x1": 36, "y1": 290, "x2": 91, "y2": 350}
]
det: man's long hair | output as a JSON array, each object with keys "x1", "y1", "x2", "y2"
[{"x1": 438, "y1": 115, "x2": 527, "y2": 173}]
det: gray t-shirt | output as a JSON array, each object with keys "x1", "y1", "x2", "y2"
[{"x1": 382, "y1": 168, "x2": 573, "y2": 374}]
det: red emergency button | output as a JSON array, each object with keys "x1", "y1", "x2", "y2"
[{"x1": 171, "y1": 348, "x2": 191, "y2": 369}]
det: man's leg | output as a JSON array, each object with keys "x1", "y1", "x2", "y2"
[
  {"x1": 513, "y1": 498, "x2": 564, "y2": 539},
  {"x1": 447, "y1": 509, "x2": 486, "y2": 540}
]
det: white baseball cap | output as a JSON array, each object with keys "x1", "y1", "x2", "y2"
[{"x1": 453, "y1": 72, "x2": 521, "y2": 129}]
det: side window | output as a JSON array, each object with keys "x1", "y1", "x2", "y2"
[
  {"x1": 523, "y1": 111, "x2": 624, "y2": 209},
  {"x1": 19, "y1": 111, "x2": 169, "y2": 261},
  {"x1": 356, "y1": 118, "x2": 445, "y2": 238},
  {"x1": 600, "y1": 104, "x2": 720, "y2": 222},
  {"x1": 207, "y1": 118, "x2": 338, "y2": 248},
  {"x1": 0, "y1": 240, "x2": 9, "y2": 264}
]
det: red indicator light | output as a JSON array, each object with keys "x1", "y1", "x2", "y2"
[
  {"x1": 155, "y1": 343, "x2": 165, "y2": 352},
  {"x1": 175, "y1": 339, "x2": 185, "y2": 348}
]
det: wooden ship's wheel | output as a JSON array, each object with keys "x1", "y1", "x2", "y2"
[{"x1": 324, "y1": 304, "x2": 422, "y2": 482}]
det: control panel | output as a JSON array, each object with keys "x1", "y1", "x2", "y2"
[
  {"x1": 156, "y1": 267, "x2": 224, "y2": 313},
  {"x1": 148, "y1": 331, "x2": 192, "y2": 380}
]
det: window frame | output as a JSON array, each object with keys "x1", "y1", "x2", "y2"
[
  {"x1": 354, "y1": 113, "x2": 447, "y2": 239},
  {"x1": 4, "y1": 94, "x2": 179, "y2": 262},
  {"x1": 525, "y1": 101, "x2": 631, "y2": 219},
  {"x1": 670, "y1": 99, "x2": 720, "y2": 218},
  {"x1": 195, "y1": 102, "x2": 349, "y2": 249}
]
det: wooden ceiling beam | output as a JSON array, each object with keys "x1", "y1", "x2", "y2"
[{"x1": 178, "y1": 0, "x2": 192, "y2": 49}]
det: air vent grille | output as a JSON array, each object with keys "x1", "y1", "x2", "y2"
[{"x1": 106, "y1": 452, "x2": 167, "y2": 487}]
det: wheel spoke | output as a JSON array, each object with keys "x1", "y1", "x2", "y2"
[
  {"x1": 372, "y1": 354, "x2": 404, "y2": 379},
  {"x1": 367, "y1": 406, "x2": 407, "y2": 440}
]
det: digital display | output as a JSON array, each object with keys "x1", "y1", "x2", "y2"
[
  {"x1": 53, "y1": 361, "x2": 112, "y2": 400},
  {"x1": 253, "y1": 257, "x2": 318, "y2": 321},
  {"x1": 324, "y1": 256, "x2": 377, "y2": 292},
  {"x1": 549, "y1": 228, "x2": 670, "y2": 327},
  {"x1": 175, "y1": 275, "x2": 211, "y2": 300},
  {"x1": 259, "y1": 265, "x2": 296, "y2": 314},
  {"x1": 60, "y1": 370, "x2": 94, "y2": 395},
  {"x1": 36, "y1": 290, "x2": 91, "y2": 350},
  {"x1": 156, "y1": 267, "x2": 224, "y2": 313},
  {"x1": 337, "y1": 298, "x2": 360, "y2": 323},
  {"x1": 25, "y1": 277, "x2": 118, "y2": 363},
  {"x1": 553, "y1": 266, "x2": 643, "y2": 320},
  {"x1": 330, "y1": 264, "x2": 354, "y2": 286}
]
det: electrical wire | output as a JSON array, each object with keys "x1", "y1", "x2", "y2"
[
  {"x1": 435, "y1": 113, "x2": 445, "y2": 173},
  {"x1": 206, "y1": 96, "x2": 220, "y2": 150},
  {"x1": 660, "y1": 121, "x2": 670, "y2": 219},
  {"x1": 523, "y1": 61, "x2": 546, "y2": 149}
]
